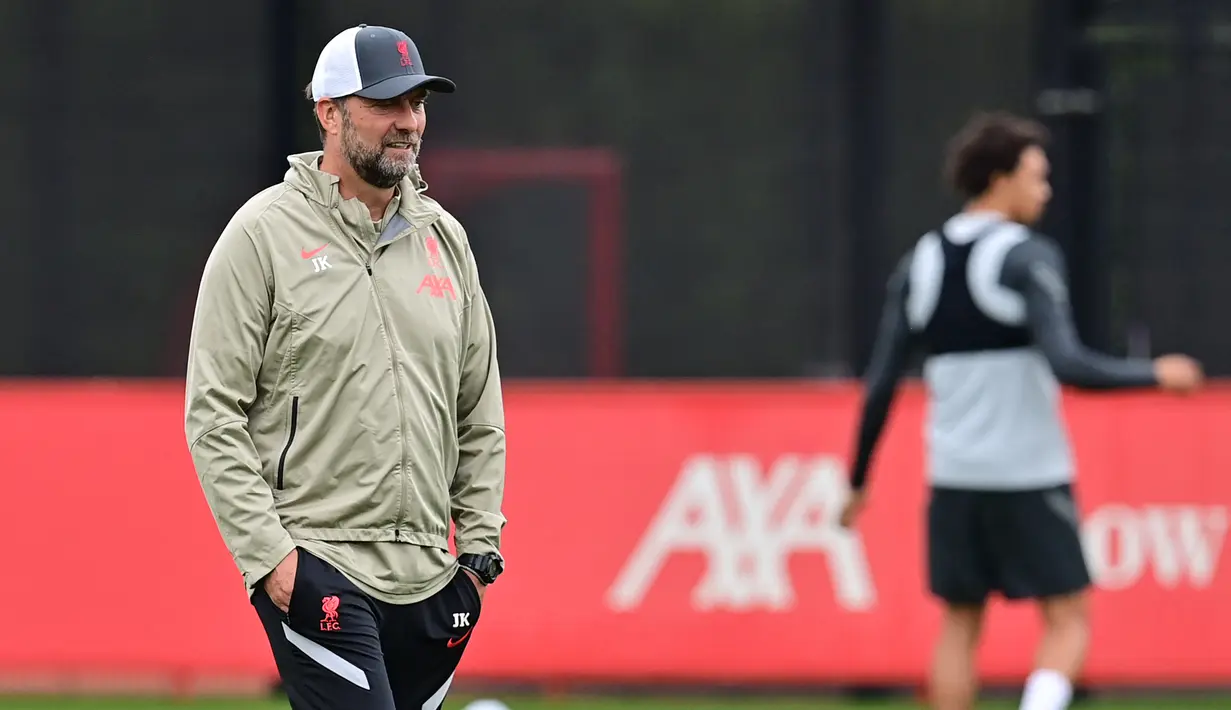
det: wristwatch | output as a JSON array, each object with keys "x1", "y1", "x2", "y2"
[{"x1": 458, "y1": 553, "x2": 504, "y2": 586}]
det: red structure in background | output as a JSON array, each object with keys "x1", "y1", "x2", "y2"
[
  {"x1": 4, "y1": 380, "x2": 1231, "y2": 695},
  {"x1": 420, "y1": 148, "x2": 625, "y2": 378}
]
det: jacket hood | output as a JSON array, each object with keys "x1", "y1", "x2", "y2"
[{"x1": 283, "y1": 151, "x2": 441, "y2": 225}]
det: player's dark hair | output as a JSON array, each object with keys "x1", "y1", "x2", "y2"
[{"x1": 944, "y1": 111, "x2": 1050, "y2": 199}]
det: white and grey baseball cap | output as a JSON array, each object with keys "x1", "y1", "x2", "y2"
[{"x1": 310, "y1": 24, "x2": 456, "y2": 102}]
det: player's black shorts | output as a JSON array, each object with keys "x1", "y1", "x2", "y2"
[
  {"x1": 252, "y1": 548, "x2": 483, "y2": 710},
  {"x1": 927, "y1": 483, "x2": 1091, "y2": 604}
]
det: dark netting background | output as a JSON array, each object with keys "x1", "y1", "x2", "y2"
[
  {"x1": 1096, "y1": 0, "x2": 1231, "y2": 368},
  {"x1": 4, "y1": 0, "x2": 1226, "y2": 378}
]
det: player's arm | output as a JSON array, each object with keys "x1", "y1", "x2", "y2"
[
  {"x1": 184, "y1": 221, "x2": 294, "y2": 591},
  {"x1": 1000, "y1": 237, "x2": 1157, "y2": 389},
  {"x1": 849, "y1": 256, "x2": 918, "y2": 493},
  {"x1": 452, "y1": 240, "x2": 508, "y2": 563}
]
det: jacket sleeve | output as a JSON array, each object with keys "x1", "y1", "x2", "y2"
[
  {"x1": 184, "y1": 221, "x2": 295, "y2": 590},
  {"x1": 452, "y1": 243, "x2": 508, "y2": 559},
  {"x1": 848, "y1": 255, "x2": 917, "y2": 492},
  {"x1": 1000, "y1": 237, "x2": 1157, "y2": 389}
]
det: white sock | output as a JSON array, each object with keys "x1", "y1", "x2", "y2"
[{"x1": 1019, "y1": 668, "x2": 1073, "y2": 710}]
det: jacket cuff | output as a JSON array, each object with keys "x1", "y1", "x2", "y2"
[
  {"x1": 243, "y1": 532, "x2": 297, "y2": 589},
  {"x1": 456, "y1": 536, "x2": 502, "y2": 559}
]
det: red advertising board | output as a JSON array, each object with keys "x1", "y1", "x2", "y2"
[{"x1": 1, "y1": 380, "x2": 1230, "y2": 689}]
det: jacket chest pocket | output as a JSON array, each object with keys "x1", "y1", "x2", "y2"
[
  {"x1": 375, "y1": 269, "x2": 465, "y2": 362},
  {"x1": 283, "y1": 271, "x2": 387, "y2": 366}
]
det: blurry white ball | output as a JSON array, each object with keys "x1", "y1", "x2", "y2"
[{"x1": 463, "y1": 700, "x2": 511, "y2": 710}]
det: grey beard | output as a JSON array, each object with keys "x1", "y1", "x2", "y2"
[
  {"x1": 342, "y1": 125, "x2": 419, "y2": 189},
  {"x1": 347, "y1": 146, "x2": 413, "y2": 189}
]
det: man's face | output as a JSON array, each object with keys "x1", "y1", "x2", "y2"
[
  {"x1": 336, "y1": 89, "x2": 428, "y2": 189},
  {"x1": 1000, "y1": 145, "x2": 1052, "y2": 226}
]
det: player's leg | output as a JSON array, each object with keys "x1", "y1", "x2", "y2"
[
  {"x1": 927, "y1": 487, "x2": 992, "y2": 710},
  {"x1": 1020, "y1": 591, "x2": 1089, "y2": 710},
  {"x1": 931, "y1": 602, "x2": 986, "y2": 710},
  {"x1": 380, "y1": 568, "x2": 484, "y2": 709},
  {"x1": 988, "y1": 484, "x2": 1091, "y2": 710},
  {"x1": 252, "y1": 549, "x2": 396, "y2": 710}
]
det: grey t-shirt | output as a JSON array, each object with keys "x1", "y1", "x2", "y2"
[{"x1": 848, "y1": 212, "x2": 1156, "y2": 491}]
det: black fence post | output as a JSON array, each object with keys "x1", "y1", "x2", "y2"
[
  {"x1": 1176, "y1": 0, "x2": 1206, "y2": 355},
  {"x1": 28, "y1": 0, "x2": 71, "y2": 374},
  {"x1": 416, "y1": 1, "x2": 464, "y2": 147},
  {"x1": 842, "y1": 0, "x2": 888, "y2": 377},
  {"x1": 267, "y1": 0, "x2": 300, "y2": 184},
  {"x1": 1033, "y1": 0, "x2": 1110, "y2": 350}
]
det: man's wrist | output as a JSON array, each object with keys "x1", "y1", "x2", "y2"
[
  {"x1": 457, "y1": 552, "x2": 503, "y2": 585},
  {"x1": 247, "y1": 534, "x2": 296, "y2": 590}
]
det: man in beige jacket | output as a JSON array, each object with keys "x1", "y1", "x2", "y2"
[{"x1": 185, "y1": 24, "x2": 505, "y2": 710}]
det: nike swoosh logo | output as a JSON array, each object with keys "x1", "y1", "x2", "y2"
[
  {"x1": 446, "y1": 629, "x2": 472, "y2": 648},
  {"x1": 301, "y1": 244, "x2": 328, "y2": 259}
]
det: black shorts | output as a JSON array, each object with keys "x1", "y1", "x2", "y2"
[
  {"x1": 252, "y1": 549, "x2": 483, "y2": 710},
  {"x1": 927, "y1": 483, "x2": 1091, "y2": 605}
]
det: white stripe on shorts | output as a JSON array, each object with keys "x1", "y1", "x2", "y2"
[
  {"x1": 422, "y1": 672, "x2": 454, "y2": 709},
  {"x1": 281, "y1": 622, "x2": 371, "y2": 690}
]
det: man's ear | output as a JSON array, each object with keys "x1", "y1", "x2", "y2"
[{"x1": 316, "y1": 99, "x2": 344, "y2": 137}]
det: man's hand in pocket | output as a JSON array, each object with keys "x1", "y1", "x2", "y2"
[
  {"x1": 461, "y1": 568, "x2": 486, "y2": 603},
  {"x1": 263, "y1": 548, "x2": 299, "y2": 613}
]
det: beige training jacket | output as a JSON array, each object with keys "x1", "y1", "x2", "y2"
[{"x1": 185, "y1": 151, "x2": 506, "y2": 592}]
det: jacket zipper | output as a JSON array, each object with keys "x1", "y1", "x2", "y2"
[
  {"x1": 365, "y1": 251, "x2": 413, "y2": 538},
  {"x1": 276, "y1": 396, "x2": 300, "y2": 490}
]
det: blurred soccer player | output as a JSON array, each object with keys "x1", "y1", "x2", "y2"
[{"x1": 839, "y1": 111, "x2": 1203, "y2": 710}]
